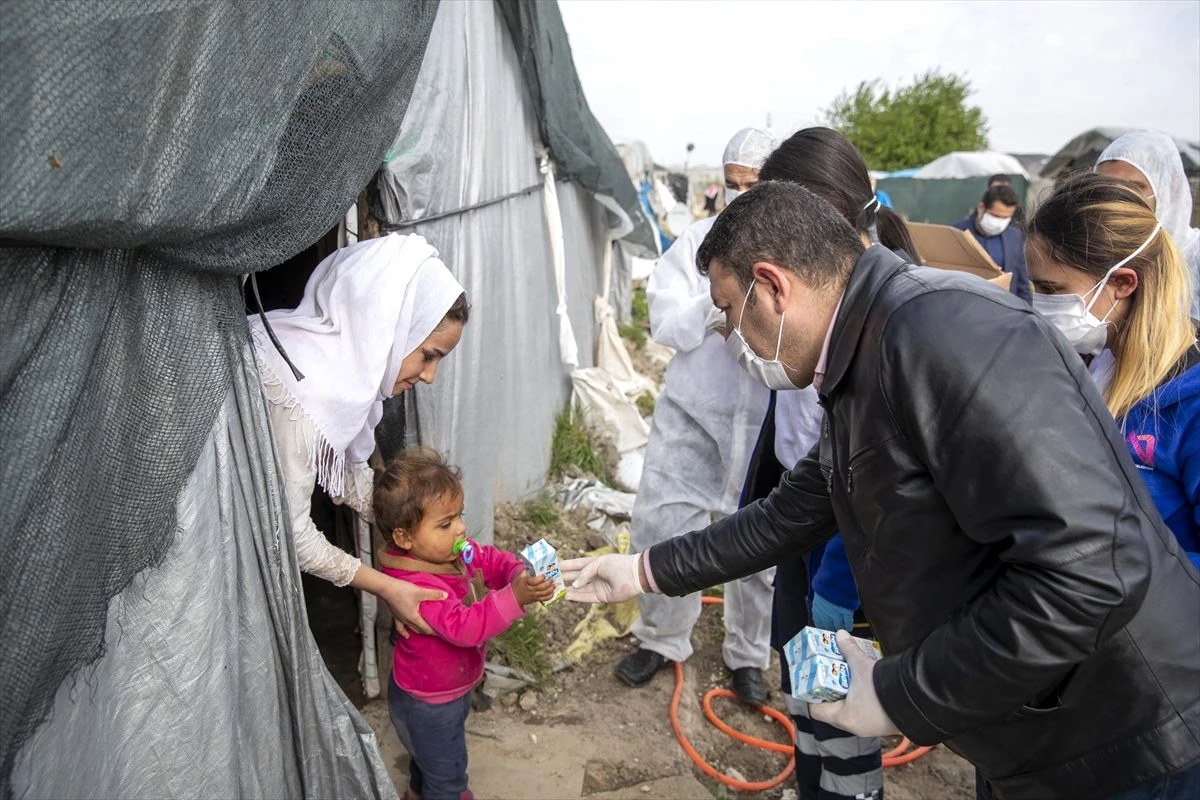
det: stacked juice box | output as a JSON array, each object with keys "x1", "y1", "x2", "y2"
[
  {"x1": 783, "y1": 626, "x2": 883, "y2": 703},
  {"x1": 519, "y1": 538, "x2": 568, "y2": 606}
]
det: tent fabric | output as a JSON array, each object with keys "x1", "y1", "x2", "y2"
[
  {"x1": 914, "y1": 151, "x2": 1029, "y2": 180},
  {"x1": 11, "y1": 346, "x2": 396, "y2": 800},
  {"x1": 0, "y1": 1, "x2": 438, "y2": 794},
  {"x1": 875, "y1": 174, "x2": 1031, "y2": 226},
  {"x1": 371, "y1": 0, "x2": 621, "y2": 541},
  {"x1": 496, "y1": 0, "x2": 658, "y2": 257},
  {"x1": 1042, "y1": 127, "x2": 1200, "y2": 180}
]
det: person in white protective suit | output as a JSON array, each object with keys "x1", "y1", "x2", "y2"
[
  {"x1": 614, "y1": 128, "x2": 777, "y2": 704},
  {"x1": 1095, "y1": 130, "x2": 1200, "y2": 318}
]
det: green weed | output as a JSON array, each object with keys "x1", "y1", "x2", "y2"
[
  {"x1": 492, "y1": 613, "x2": 551, "y2": 685},
  {"x1": 523, "y1": 495, "x2": 561, "y2": 528},
  {"x1": 635, "y1": 391, "x2": 656, "y2": 418},
  {"x1": 549, "y1": 402, "x2": 608, "y2": 482},
  {"x1": 618, "y1": 322, "x2": 648, "y2": 351},
  {"x1": 631, "y1": 286, "x2": 649, "y2": 324}
]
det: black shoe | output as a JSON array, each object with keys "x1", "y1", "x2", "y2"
[
  {"x1": 614, "y1": 648, "x2": 670, "y2": 687},
  {"x1": 730, "y1": 667, "x2": 767, "y2": 706}
]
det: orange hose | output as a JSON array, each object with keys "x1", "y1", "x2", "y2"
[
  {"x1": 883, "y1": 738, "x2": 933, "y2": 767},
  {"x1": 667, "y1": 595, "x2": 928, "y2": 793},
  {"x1": 669, "y1": 661, "x2": 796, "y2": 791}
]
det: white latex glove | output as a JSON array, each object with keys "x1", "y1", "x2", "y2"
[
  {"x1": 703, "y1": 304, "x2": 727, "y2": 335},
  {"x1": 560, "y1": 553, "x2": 646, "y2": 604},
  {"x1": 810, "y1": 630, "x2": 900, "y2": 737}
]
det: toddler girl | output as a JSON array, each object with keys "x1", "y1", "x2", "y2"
[{"x1": 374, "y1": 447, "x2": 554, "y2": 800}]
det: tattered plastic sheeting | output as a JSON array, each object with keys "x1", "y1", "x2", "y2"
[
  {"x1": 564, "y1": 529, "x2": 640, "y2": 662},
  {"x1": 11, "y1": 347, "x2": 396, "y2": 800},
  {"x1": 1, "y1": 1, "x2": 438, "y2": 794},
  {"x1": 554, "y1": 476, "x2": 637, "y2": 539},
  {"x1": 570, "y1": 368, "x2": 650, "y2": 455},
  {"x1": 374, "y1": 0, "x2": 630, "y2": 541}
]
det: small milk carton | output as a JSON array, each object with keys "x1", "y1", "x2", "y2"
[
  {"x1": 519, "y1": 538, "x2": 567, "y2": 606},
  {"x1": 783, "y1": 626, "x2": 883, "y2": 703},
  {"x1": 784, "y1": 626, "x2": 882, "y2": 667},
  {"x1": 796, "y1": 655, "x2": 852, "y2": 703}
]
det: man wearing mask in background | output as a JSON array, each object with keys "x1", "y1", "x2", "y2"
[
  {"x1": 953, "y1": 183, "x2": 1031, "y2": 301},
  {"x1": 566, "y1": 181, "x2": 1200, "y2": 800},
  {"x1": 614, "y1": 127, "x2": 777, "y2": 705}
]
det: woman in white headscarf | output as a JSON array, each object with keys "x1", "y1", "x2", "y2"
[
  {"x1": 1096, "y1": 130, "x2": 1200, "y2": 317},
  {"x1": 249, "y1": 232, "x2": 468, "y2": 632}
]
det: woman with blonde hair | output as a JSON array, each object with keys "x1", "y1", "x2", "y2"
[{"x1": 1026, "y1": 172, "x2": 1199, "y2": 569}]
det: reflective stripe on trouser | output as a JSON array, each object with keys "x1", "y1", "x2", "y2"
[
  {"x1": 790, "y1": 700, "x2": 883, "y2": 800},
  {"x1": 630, "y1": 391, "x2": 772, "y2": 667}
]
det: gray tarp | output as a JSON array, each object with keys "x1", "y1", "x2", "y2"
[
  {"x1": 373, "y1": 0, "x2": 629, "y2": 541},
  {"x1": 11, "y1": 344, "x2": 395, "y2": 799},
  {"x1": 497, "y1": 0, "x2": 657, "y2": 257},
  {"x1": 1, "y1": 1, "x2": 437, "y2": 795}
]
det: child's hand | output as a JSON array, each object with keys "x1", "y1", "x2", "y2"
[{"x1": 512, "y1": 572, "x2": 556, "y2": 606}]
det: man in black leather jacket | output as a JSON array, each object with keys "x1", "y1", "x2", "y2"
[{"x1": 562, "y1": 182, "x2": 1200, "y2": 800}]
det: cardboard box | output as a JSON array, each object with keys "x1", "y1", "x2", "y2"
[{"x1": 908, "y1": 222, "x2": 1003, "y2": 279}]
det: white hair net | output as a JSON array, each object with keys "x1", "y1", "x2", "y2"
[
  {"x1": 1096, "y1": 130, "x2": 1198, "y2": 251},
  {"x1": 722, "y1": 127, "x2": 777, "y2": 169}
]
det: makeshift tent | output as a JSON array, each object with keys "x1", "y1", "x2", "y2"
[
  {"x1": 1, "y1": 1, "x2": 650, "y2": 797},
  {"x1": 1041, "y1": 127, "x2": 1200, "y2": 180},
  {"x1": 876, "y1": 151, "x2": 1030, "y2": 226}
]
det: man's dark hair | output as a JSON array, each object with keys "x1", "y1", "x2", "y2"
[
  {"x1": 696, "y1": 181, "x2": 864, "y2": 292},
  {"x1": 982, "y1": 184, "x2": 1020, "y2": 209},
  {"x1": 987, "y1": 173, "x2": 1012, "y2": 187}
]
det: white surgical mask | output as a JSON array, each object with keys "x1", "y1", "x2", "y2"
[
  {"x1": 977, "y1": 211, "x2": 1011, "y2": 237},
  {"x1": 1031, "y1": 222, "x2": 1161, "y2": 358},
  {"x1": 725, "y1": 187, "x2": 742, "y2": 205},
  {"x1": 725, "y1": 281, "x2": 799, "y2": 390}
]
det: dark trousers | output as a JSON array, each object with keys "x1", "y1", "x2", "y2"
[
  {"x1": 976, "y1": 759, "x2": 1200, "y2": 800},
  {"x1": 388, "y1": 678, "x2": 472, "y2": 799}
]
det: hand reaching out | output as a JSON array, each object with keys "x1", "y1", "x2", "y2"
[
  {"x1": 512, "y1": 572, "x2": 556, "y2": 606},
  {"x1": 560, "y1": 553, "x2": 646, "y2": 603}
]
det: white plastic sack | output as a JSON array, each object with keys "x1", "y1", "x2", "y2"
[{"x1": 570, "y1": 367, "x2": 649, "y2": 454}]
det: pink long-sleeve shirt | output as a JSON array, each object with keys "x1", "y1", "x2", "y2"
[{"x1": 380, "y1": 545, "x2": 527, "y2": 704}]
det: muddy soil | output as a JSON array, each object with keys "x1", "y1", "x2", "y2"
[{"x1": 312, "y1": 497, "x2": 975, "y2": 799}]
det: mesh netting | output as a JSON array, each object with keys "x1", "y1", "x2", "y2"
[{"x1": 0, "y1": 1, "x2": 438, "y2": 788}]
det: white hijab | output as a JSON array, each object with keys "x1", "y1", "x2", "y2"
[
  {"x1": 250, "y1": 233, "x2": 464, "y2": 494},
  {"x1": 1097, "y1": 130, "x2": 1200, "y2": 316}
]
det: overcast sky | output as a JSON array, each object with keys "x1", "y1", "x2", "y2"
[{"x1": 558, "y1": 0, "x2": 1200, "y2": 168}]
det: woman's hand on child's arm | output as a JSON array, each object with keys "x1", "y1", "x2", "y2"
[
  {"x1": 511, "y1": 572, "x2": 556, "y2": 606},
  {"x1": 352, "y1": 564, "x2": 446, "y2": 638}
]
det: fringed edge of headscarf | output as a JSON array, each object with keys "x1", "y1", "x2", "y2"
[{"x1": 258, "y1": 360, "x2": 349, "y2": 499}]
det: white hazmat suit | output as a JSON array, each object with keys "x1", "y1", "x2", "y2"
[
  {"x1": 1097, "y1": 130, "x2": 1200, "y2": 318},
  {"x1": 630, "y1": 128, "x2": 776, "y2": 668}
]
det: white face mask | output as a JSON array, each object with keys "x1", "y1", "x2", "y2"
[
  {"x1": 724, "y1": 280, "x2": 799, "y2": 391},
  {"x1": 977, "y1": 211, "x2": 1011, "y2": 237},
  {"x1": 725, "y1": 187, "x2": 742, "y2": 205},
  {"x1": 1031, "y1": 222, "x2": 1161, "y2": 358}
]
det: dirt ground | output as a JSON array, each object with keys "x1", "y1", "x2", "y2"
[{"x1": 312, "y1": 499, "x2": 976, "y2": 799}]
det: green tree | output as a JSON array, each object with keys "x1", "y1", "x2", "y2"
[{"x1": 823, "y1": 70, "x2": 989, "y2": 172}]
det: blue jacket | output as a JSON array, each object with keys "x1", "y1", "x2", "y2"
[
  {"x1": 1121, "y1": 349, "x2": 1200, "y2": 570},
  {"x1": 951, "y1": 215, "x2": 1031, "y2": 303},
  {"x1": 811, "y1": 534, "x2": 859, "y2": 610}
]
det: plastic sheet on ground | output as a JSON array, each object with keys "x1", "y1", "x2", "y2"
[
  {"x1": 565, "y1": 529, "x2": 640, "y2": 662},
  {"x1": 555, "y1": 477, "x2": 636, "y2": 519},
  {"x1": 571, "y1": 368, "x2": 650, "y2": 455}
]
